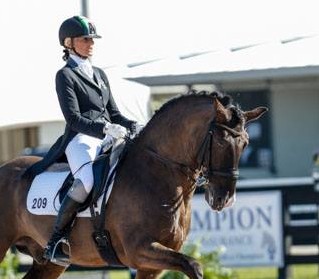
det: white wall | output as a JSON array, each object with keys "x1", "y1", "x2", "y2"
[
  {"x1": 38, "y1": 121, "x2": 65, "y2": 146},
  {"x1": 271, "y1": 78, "x2": 319, "y2": 177}
]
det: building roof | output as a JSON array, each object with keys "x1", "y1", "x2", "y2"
[{"x1": 122, "y1": 35, "x2": 319, "y2": 86}]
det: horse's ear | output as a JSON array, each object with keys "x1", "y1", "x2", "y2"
[
  {"x1": 213, "y1": 98, "x2": 232, "y2": 124},
  {"x1": 244, "y1": 107, "x2": 268, "y2": 123}
]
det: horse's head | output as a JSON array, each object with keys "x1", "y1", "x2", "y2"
[
  {"x1": 135, "y1": 91, "x2": 267, "y2": 212},
  {"x1": 200, "y1": 97, "x2": 268, "y2": 211}
]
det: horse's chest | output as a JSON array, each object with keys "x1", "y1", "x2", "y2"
[
  {"x1": 170, "y1": 215, "x2": 186, "y2": 241},
  {"x1": 160, "y1": 206, "x2": 189, "y2": 246}
]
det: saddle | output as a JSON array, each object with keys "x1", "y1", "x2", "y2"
[
  {"x1": 58, "y1": 152, "x2": 112, "y2": 212},
  {"x1": 56, "y1": 140, "x2": 127, "y2": 267},
  {"x1": 63, "y1": 152, "x2": 123, "y2": 265}
]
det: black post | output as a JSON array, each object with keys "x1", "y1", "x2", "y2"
[
  {"x1": 278, "y1": 266, "x2": 287, "y2": 279},
  {"x1": 312, "y1": 150, "x2": 319, "y2": 279},
  {"x1": 81, "y1": 0, "x2": 89, "y2": 17},
  {"x1": 278, "y1": 191, "x2": 288, "y2": 279}
]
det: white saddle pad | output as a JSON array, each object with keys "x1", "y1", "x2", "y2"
[{"x1": 26, "y1": 171, "x2": 113, "y2": 218}]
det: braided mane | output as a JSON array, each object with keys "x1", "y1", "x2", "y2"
[{"x1": 153, "y1": 90, "x2": 233, "y2": 117}]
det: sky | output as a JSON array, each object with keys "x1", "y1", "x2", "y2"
[
  {"x1": 1, "y1": 0, "x2": 319, "y2": 67},
  {"x1": 90, "y1": 0, "x2": 319, "y2": 66},
  {"x1": 0, "y1": 0, "x2": 319, "y2": 126}
]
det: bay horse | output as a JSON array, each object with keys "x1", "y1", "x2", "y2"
[{"x1": 0, "y1": 91, "x2": 267, "y2": 279}]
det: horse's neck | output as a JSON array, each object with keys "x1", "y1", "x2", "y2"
[
  {"x1": 127, "y1": 104, "x2": 213, "y2": 197},
  {"x1": 141, "y1": 113, "x2": 211, "y2": 168}
]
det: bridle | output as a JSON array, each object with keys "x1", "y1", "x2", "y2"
[
  {"x1": 145, "y1": 119, "x2": 246, "y2": 187},
  {"x1": 194, "y1": 121, "x2": 243, "y2": 187}
]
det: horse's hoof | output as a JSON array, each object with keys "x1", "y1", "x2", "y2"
[{"x1": 190, "y1": 259, "x2": 203, "y2": 279}]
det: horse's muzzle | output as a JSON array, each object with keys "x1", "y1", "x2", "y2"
[{"x1": 205, "y1": 189, "x2": 235, "y2": 212}]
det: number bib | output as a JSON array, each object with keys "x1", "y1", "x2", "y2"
[{"x1": 26, "y1": 171, "x2": 97, "y2": 217}]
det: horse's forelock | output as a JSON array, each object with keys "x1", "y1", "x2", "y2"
[{"x1": 229, "y1": 105, "x2": 245, "y2": 128}]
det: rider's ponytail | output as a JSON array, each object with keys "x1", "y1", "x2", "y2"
[{"x1": 62, "y1": 48, "x2": 70, "y2": 61}]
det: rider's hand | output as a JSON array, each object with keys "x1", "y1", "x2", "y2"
[
  {"x1": 130, "y1": 122, "x2": 144, "y2": 135},
  {"x1": 101, "y1": 134, "x2": 115, "y2": 152},
  {"x1": 104, "y1": 122, "x2": 127, "y2": 139}
]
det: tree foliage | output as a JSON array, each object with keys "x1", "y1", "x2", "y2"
[{"x1": 0, "y1": 250, "x2": 19, "y2": 279}]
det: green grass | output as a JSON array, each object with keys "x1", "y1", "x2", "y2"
[
  {"x1": 233, "y1": 267, "x2": 277, "y2": 279},
  {"x1": 290, "y1": 265, "x2": 319, "y2": 279},
  {"x1": 233, "y1": 265, "x2": 318, "y2": 279},
  {"x1": 107, "y1": 265, "x2": 319, "y2": 279},
  {"x1": 109, "y1": 270, "x2": 131, "y2": 279},
  {"x1": 16, "y1": 265, "x2": 319, "y2": 279}
]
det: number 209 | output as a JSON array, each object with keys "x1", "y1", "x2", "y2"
[{"x1": 32, "y1": 197, "x2": 47, "y2": 209}]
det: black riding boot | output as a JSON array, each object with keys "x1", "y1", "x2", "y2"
[{"x1": 43, "y1": 195, "x2": 81, "y2": 266}]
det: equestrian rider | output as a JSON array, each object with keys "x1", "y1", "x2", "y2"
[{"x1": 28, "y1": 16, "x2": 138, "y2": 264}]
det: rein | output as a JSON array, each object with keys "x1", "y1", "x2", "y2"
[{"x1": 145, "y1": 120, "x2": 244, "y2": 187}]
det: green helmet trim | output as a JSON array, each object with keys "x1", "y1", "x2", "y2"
[{"x1": 75, "y1": 16, "x2": 90, "y2": 35}]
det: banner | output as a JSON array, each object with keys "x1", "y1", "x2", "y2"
[{"x1": 188, "y1": 191, "x2": 283, "y2": 267}]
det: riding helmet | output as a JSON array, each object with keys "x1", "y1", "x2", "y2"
[{"x1": 59, "y1": 16, "x2": 102, "y2": 46}]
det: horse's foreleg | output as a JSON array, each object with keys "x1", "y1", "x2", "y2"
[
  {"x1": 131, "y1": 242, "x2": 203, "y2": 279},
  {"x1": 135, "y1": 269, "x2": 162, "y2": 279},
  {"x1": 22, "y1": 260, "x2": 66, "y2": 279},
  {"x1": 0, "y1": 238, "x2": 12, "y2": 262}
]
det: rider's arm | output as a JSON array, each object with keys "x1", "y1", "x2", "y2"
[{"x1": 56, "y1": 68, "x2": 105, "y2": 139}]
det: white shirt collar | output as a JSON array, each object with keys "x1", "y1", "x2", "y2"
[{"x1": 70, "y1": 54, "x2": 94, "y2": 79}]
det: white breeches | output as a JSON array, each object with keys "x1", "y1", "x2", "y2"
[{"x1": 65, "y1": 133, "x2": 103, "y2": 193}]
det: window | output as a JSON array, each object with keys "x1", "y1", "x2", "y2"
[{"x1": 227, "y1": 90, "x2": 273, "y2": 170}]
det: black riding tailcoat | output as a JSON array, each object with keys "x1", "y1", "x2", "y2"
[{"x1": 27, "y1": 58, "x2": 134, "y2": 176}]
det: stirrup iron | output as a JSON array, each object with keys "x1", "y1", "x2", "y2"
[{"x1": 49, "y1": 237, "x2": 71, "y2": 267}]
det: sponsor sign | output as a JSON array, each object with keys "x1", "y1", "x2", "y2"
[{"x1": 188, "y1": 191, "x2": 283, "y2": 267}]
